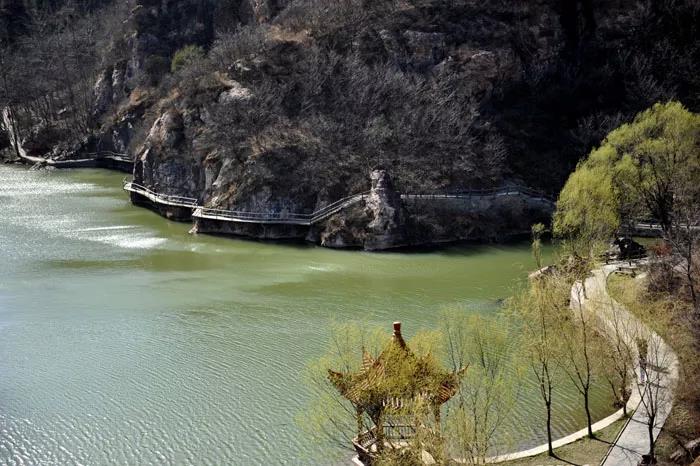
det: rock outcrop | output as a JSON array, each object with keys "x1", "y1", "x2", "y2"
[
  {"x1": 130, "y1": 108, "x2": 205, "y2": 220},
  {"x1": 403, "y1": 191, "x2": 554, "y2": 245},
  {"x1": 134, "y1": 109, "x2": 202, "y2": 196},
  {"x1": 363, "y1": 170, "x2": 408, "y2": 250}
]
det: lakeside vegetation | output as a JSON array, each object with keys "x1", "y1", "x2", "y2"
[
  {"x1": 302, "y1": 102, "x2": 700, "y2": 465},
  {"x1": 1, "y1": 2, "x2": 698, "y2": 464}
]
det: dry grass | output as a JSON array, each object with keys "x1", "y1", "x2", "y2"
[
  {"x1": 267, "y1": 25, "x2": 311, "y2": 44},
  {"x1": 498, "y1": 418, "x2": 627, "y2": 466}
]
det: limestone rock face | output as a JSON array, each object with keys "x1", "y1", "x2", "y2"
[
  {"x1": 0, "y1": 128, "x2": 9, "y2": 151},
  {"x1": 91, "y1": 0, "x2": 216, "y2": 119},
  {"x1": 147, "y1": 110, "x2": 184, "y2": 149},
  {"x1": 218, "y1": 82, "x2": 254, "y2": 104},
  {"x1": 317, "y1": 203, "x2": 369, "y2": 249},
  {"x1": 13, "y1": 0, "x2": 669, "y2": 252},
  {"x1": 0, "y1": 128, "x2": 14, "y2": 162},
  {"x1": 93, "y1": 69, "x2": 113, "y2": 119},
  {"x1": 404, "y1": 191, "x2": 554, "y2": 245},
  {"x1": 133, "y1": 109, "x2": 202, "y2": 199},
  {"x1": 20, "y1": 123, "x2": 62, "y2": 157},
  {"x1": 94, "y1": 69, "x2": 125, "y2": 116},
  {"x1": 363, "y1": 170, "x2": 408, "y2": 250}
]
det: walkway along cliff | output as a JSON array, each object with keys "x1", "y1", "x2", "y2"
[
  {"x1": 2, "y1": 107, "x2": 134, "y2": 173},
  {"x1": 125, "y1": 169, "x2": 555, "y2": 251},
  {"x1": 2, "y1": 106, "x2": 555, "y2": 251}
]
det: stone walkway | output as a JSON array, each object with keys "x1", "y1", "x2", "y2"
[{"x1": 574, "y1": 263, "x2": 680, "y2": 466}]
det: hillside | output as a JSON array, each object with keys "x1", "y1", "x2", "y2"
[{"x1": 1, "y1": 0, "x2": 698, "y2": 248}]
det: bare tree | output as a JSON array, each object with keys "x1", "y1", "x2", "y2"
[
  {"x1": 442, "y1": 313, "x2": 520, "y2": 463},
  {"x1": 634, "y1": 330, "x2": 677, "y2": 462},
  {"x1": 510, "y1": 274, "x2": 566, "y2": 456},
  {"x1": 562, "y1": 279, "x2": 598, "y2": 437}
]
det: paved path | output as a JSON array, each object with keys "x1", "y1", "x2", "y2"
[
  {"x1": 486, "y1": 262, "x2": 679, "y2": 465},
  {"x1": 574, "y1": 263, "x2": 679, "y2": 466}
]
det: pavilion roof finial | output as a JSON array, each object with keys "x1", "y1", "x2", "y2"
[{"x1": 392, "y1": 321, "x2": 407, "y2": 348}]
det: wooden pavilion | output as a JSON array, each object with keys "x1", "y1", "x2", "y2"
[{"x1": 328, "y1": 322, "x2": 467, "y2": 464}]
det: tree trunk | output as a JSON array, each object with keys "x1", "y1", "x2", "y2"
[
  {"x1": 375, "y1": 414, "x2": 384, "y2": 453},
  {"x1": 584, "y1": 391, "x2": 594, "y2": 437},
  {"x1": 685, "y1": 249, "x2": 698, "y2": 313},
  {"x1": 622, "y1": 371, "x2": 629, "y2": 417},
  {"x1": 433, "y1": 404, "x2": 441, "y2": 431},
  {"x1": 546, "y1": 401, "x2": 553, "y2": 456}
]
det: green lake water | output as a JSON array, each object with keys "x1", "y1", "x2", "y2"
[{"x1": 0, "y1": 165, "x2": 613, "y2": 465}]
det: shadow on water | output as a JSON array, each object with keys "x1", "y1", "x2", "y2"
[{"x1": 196, "y1": 231, "x2": 327, "y2": 251}]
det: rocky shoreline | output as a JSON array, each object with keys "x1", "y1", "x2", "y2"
[
  {"x1": 2, "y1": 0, "x2": 575, "y2": 251},
  {"x1": 3, "y1": 105, "x2": 555, "y2": 251},
  {"x1": 3, "y1": 148, "x2": 554, "y2": 251},
  {"x1": 128, "y1": 166, "x2": 554, "y2": 250}
]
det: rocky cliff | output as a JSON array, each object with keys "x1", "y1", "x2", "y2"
[{"x1": 2, "y1": 0, "x2": 698, "y2": 249}]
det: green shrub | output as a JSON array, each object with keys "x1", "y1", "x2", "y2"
[{"x1": 171, "y1": 45, "x2": 205, "y2": 73}]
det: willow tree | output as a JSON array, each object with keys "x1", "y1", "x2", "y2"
[
  {"x1": 553, "y1": 160, "x2": 620, "y2": 257},
  {"x1": 561, "y1": 277, "x2": 600, "y2": 438},
  {"x1": 298, "y1": 322, "x2": 389, "y2": 460},
  {"x1": 509, "y1": 274, "x2": 567, "y2": 456},
  {"x1": 531, "y1": 223, "x2": 545, "y2": 270},
  {"x1": 554, "y1": 101, "x2": 700, "y2": 246},
  {"x1": 555, "y1": 102, "x2": 700, "y2": 310}
]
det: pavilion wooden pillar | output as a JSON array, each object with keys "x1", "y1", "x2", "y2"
[{"x1": 375, "y1": 412, "x2": 385, "y2": 452}]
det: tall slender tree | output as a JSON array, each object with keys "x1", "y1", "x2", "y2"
[{"x1": 510, "y1": 274, "x2": 566, "y2": 456}]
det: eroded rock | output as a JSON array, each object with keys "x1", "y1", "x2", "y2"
[
  {"x1": 363, "y1": 169, "x2": 408, "y2": 251},
  {"x1": 133, "y1": 108, "x2": 202, "y2": 200}
]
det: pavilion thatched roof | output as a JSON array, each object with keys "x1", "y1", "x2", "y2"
[{"x1": 328, "y1": 322, "x2": 467, "y2": 412}]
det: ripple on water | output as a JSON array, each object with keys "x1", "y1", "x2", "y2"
[{"x1": 0, "y1": 166, "x2": 614, "y2": 465}]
